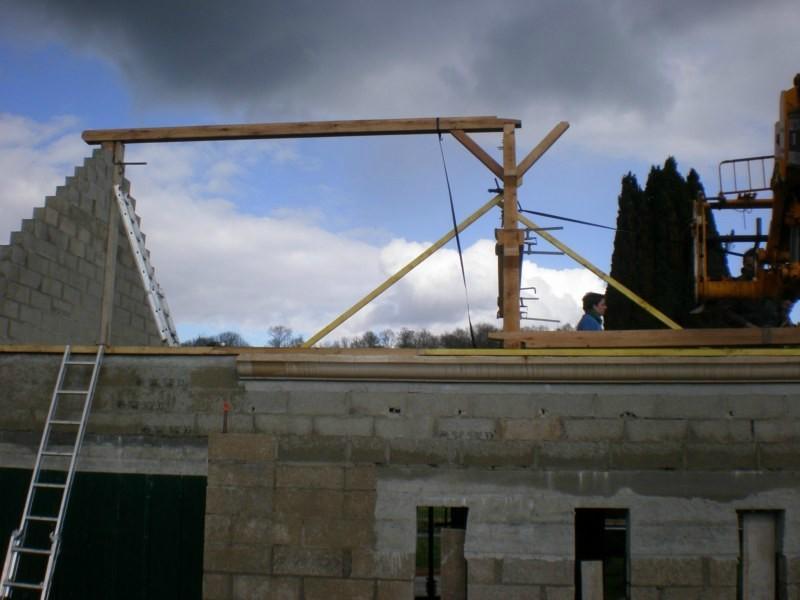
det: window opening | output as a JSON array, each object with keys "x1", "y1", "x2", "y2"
[
  {"x1": 415, "y1": 506, "x2": 468, "y2": 600},
  {"x1": 575, "y1": 508, "x2": 629, "y2": 600}
]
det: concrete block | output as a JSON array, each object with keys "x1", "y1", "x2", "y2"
[
  {"x1": 275, "y1": 464, "x2": 344, "y2": 490},
  {"x1": 468, "y1": 558, "x2": 500, "y2": 584},
  {"x1": 350, "y1": 391, "x2": 408, "y2": 416},
  {"x1": 278, "y1": 435, "x2": 348, "y2": 462},
  {"x1": 208, "y1": 433, "x2": 275, "y2": 461},
  {"x1": 388, "y1": 438, "x2": 457, "y2": 465},
  {"x1": 376, "y1": 580, "x2": 414, "y2": 600},
  {"x1": 563, "y1": 418, "x2": 624, "y2": 441},
  {"x1": 208, "y1": 460, "x2": 274, "y2": 489},
  {"x1": 304, "y1": 578, "x2": 374, "y2": 600},
  {"x1": 0, "y1": 299, "x2": 20, "y2": 320},
  {"x1": 349, "y1": 437, "x2": 388, "y2": 463},
  {"x1": 345, "y1": 465, "x2": 377, "y2": 490},
  {"x1": 231, "y1": 575, "x2": 271, "y2": 600},
  {"x1": 314, "y1": 415, "x2": 374, "y2": 437},
  {"x1": 29, "y1": 289, "x2": 52, "y2": 311},
  {"x1": 538, "y1": 441, "x2": 609, "y2": 469},
  {"x1": 500, "y1": 417, "x2": 563, "y2": 441},
  {"x1": 544, "y1": 586, "x2": 573, "y2": 600},
  {"x1": 661, "y1": 589, "x2": 703, "y2": 600},
  {"x1": 271, "y1": 515, "x2": 303, "y2": 546},
  {"x1": 374, "y1": 416, "x2": 434, "y2": 439},
  {"x1": 231, "y1": 516, "x2": 273, "y2": 545},
  {"x1": 685, "y1": 443, "x2": 757, "y2": 470},
  {"x1": 625, "y1": 419, "x2": 687, "y2": 442},
  {"x1": 271, "y1": 545, "x2": 343, "y2": 577},
  {"x1": 243, "y1": 391, "x2": 289, "y2": 414},
  {"x1": 629, "y1": 586, "x2": 661, "y2": 600},
  {"x1": 254, "y1": 414, "x2": 313, "y2": 436},
  {"x1": 754, "y1": 420, "x2": 799, "y2": 443},
  {"x1": 503, "y1": 558, "x2": 572, "y2": 585},
  {"x1": 468, "y1": 583, "x2": 542, "y2": 600},
  {"x1": 631, "y1": 557, "x2": 703, "y2": 586},
  {"x1": 18, "y1": 267, "x2": 42, "y2": 290},
  {"x1": 350, "y1": 549, "x2": 414, "y2": 579},
  {"x1": 610, "y1": 443, "x2": 684, "y2": 470},
  {"x1": 204, "y1": 514, "x2": 232, "y2": 544},
  {"x1": 689, "y1": 419, "x2": 752, "y2": 443},
  {"x1": 287, "y1": 391, "x2": 348, "y2": 415},
  {"x1": 760, "y1": 443, "x2": 800, "y2": 469},
  {"x1": 707, "y1": 558, "x2": 738, "y2": 587},
  {"x1": 203, "y1": 543, "x2": 271, "y2": 574},
  {"x1": 302, "y1": 516, "x2": 372, "y2": 548},
  {"x1": 206, "y1": 485, "x2": 273, "y2": 516},
  {"x1": 274, "y1": 489, "x2": 344, "y2": 520},
  {"x1": 457, "y1": 440, "x2": 534, "y2": 468},
  {"x1": 8, "y1": 282, "x2": 31, "y2": 304},
  {"x1": 345, "y1": 490, "x2": 376, "y2": 520},
  {"x1": 437, "y1": 417, "x2": 497, "y2": 441},
  {"x1": 727, "y1": 395, "x2": 790, "y2": 419},
  {"x1": 202, "y1": 573, "x2": 232, "y2": 600}
]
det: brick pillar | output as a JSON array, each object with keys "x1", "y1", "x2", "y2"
[
  {"x1": 440, "y1": 528, "x2": 466, "y2": 600},
  {"x1": 742, "y1": 512, "x2": 776, "y2": 600},
  {"x1": 580, "y1": 560, "x2": 603, "y2": 600}
]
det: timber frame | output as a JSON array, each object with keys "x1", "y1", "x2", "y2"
[
  {"x1": 84, "y1": 115, "x2": 791, "y2": 350},
  {"x1": 83, "y1": 116, "x2": 570, "y2": 348}
]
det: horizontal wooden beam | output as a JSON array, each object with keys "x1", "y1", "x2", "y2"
[
  {"x1": 83, "y1": 116, "x2": 521, "y2": 144},
  {"x1": 489, "y1": 327, "x2": 800, "y2": 348}
]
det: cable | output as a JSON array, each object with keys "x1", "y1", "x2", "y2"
[
  {"x1": 437, "y1": 120, "x2": 477, "y2": 348},
  {"x1": 517, "y1": 206, "x2": 625, "y2": 232}
]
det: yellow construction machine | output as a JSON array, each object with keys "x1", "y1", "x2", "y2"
[{"x1": 694, "y1": 74, "x2": 800, "y2": 302}]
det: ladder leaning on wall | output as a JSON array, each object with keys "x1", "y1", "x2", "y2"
[
  {"x1": 0, "y1": 345, "x2": 104, "y2": 599},
  {"x1": 113, "y1": 184, "x2": 179, "y2": 346}
]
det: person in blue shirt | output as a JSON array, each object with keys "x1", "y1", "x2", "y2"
[{"x1": 577, "y1": 292, "x2": 606, "y2": 331}]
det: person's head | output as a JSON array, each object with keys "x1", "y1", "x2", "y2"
[
  {"x1": 582, "y1": 292, "x2": 606, "y2": 315},
  {"x1": 741, "y1": 248, "x2": 757, "y2": 278}
]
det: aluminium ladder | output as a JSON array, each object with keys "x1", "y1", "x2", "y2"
[
  {"x1": 1, "y1": 345, "x2": 104, "y2": 599},
  {"x1": 113, "y1": 184, "x2": 179, "y2": 346}
]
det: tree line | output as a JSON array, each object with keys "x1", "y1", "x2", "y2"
[{"x1": 181, "y1": 323, "x2": 573, "y2": 348}]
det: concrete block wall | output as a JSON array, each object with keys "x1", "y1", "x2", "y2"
[
  {"x1": 1, "y1": 352, "x2": 799, "y2": 598},
  {"x1": 0, "y1": 149, "x2": 164, "y2": 345}
]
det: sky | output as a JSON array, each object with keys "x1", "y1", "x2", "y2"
[{"x1": 1, "y1": 0, "x2": 798, "y2": 346}]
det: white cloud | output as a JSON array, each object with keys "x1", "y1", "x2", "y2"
[{"x1": 0, "y1": 114, "x2": 87, "y2": 244}]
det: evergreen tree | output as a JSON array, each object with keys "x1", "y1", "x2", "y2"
[{"x1": 606, "y1": 158, "x2": 729, "y2": 329}]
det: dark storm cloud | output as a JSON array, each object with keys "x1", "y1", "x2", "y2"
[{"x1": 2, "y1": 0, "x2": 780, "y2": 120}]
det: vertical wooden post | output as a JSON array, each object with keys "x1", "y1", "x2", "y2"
[
  {"x1": 98, "y1": 142, "x2": 125, "y2": 345},
  {"x1": 500, "y1": 124, "x2": 521, "y2": 348}
]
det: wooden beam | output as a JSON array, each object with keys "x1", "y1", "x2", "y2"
[
  {"x1": 517, "y1": 212, "x2": 682, "y2": 330},
  {"x1": 516, "y1": 121, "x2": 569, "y2": 181},
  {"x1": 501, "y1": 124, "x2": 521, "y2": 347},
  {"x1": 450, "y1": 130, "x2": 504, "y2": 178},
  {"x1": 302, "y1": 195, "x2": 503, "y2": 347},
  {"x1": 83, "y1": 116, "x2": 522, "y2": 144},
  {"x1": 98, "y1": 142, "x2": 124, "y2": 345},
  {"x1": 489, "y1": 327, "x2": 800, "y2": 348}
]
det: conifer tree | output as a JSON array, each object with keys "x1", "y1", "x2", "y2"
[{"x1": 606, "y1": 158, "x2": 729, "y2": 329}]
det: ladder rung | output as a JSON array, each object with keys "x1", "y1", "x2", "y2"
[
  {"x1": 33, "y1": 482, "x2": 66, "y2": 489},
  {"x1": 65, "y1": 360, "x2": 96, "y2": 365},
  {"x1": 3, "y1": 581, "x2": 44, "y2": 590},
  {"x1": 41, "y1": 451, "x2": 73, "y2": 458},
  {"x1": 14, "y1": 547, "x2": 51, "y2": 556},
  {"x1": 50, "y1": 419, "x2": 82, "y2": 426},
  {"x1": 26, "y1": 515, "x2": 58, "y2": 523},
  {"x1": 57, "y1": 390, "x2": 89, "y2": 395}
]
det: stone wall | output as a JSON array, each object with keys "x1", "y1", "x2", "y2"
[
  {"x1": 1, "y1": 350, "x2": 799, "y2": 598},
  {"x1": 0, "y1": 149, "x2": 165, "y2": 345}
]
